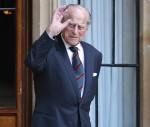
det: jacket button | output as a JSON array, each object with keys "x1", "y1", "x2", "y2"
[{"x1": 73, "y1": 121, "x2": 78, "y2": 126}]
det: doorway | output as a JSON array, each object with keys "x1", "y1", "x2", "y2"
[{"x1": 0, "y1": 0, "x2": 32, "y2": 127}]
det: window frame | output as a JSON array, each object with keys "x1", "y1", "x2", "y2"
[{"x1": 77, "y1": 0, "x2": 140, "y2": 127}]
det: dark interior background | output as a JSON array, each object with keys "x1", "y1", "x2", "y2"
[{"x1": 0, "y1": 0, "x2": 16, "y2": 107}]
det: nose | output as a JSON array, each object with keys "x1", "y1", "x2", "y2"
[{"x1": 72, "y1": 26, "x2": 79, "y2": 34}]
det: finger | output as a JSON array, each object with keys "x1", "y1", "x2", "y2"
[
  {"x1": 62, "y1": 8, "x2": 68, "y2": 16},
  {"x1": 57, "y1": 5, "x2": 66, "y2": 14},
  {"x1": 58, "y1": 5, "x2": 66, "y2": 11},
  {"x1": 62, "y1": 19, "x2": 71, "y2": 29},
  {"x1": 54, "y1": 5, "x2": 66, "y2": 18}
]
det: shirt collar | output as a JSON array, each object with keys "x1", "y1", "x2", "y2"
[{"x1": 61, "y1": 34, "x2": 82, "y2": 51}]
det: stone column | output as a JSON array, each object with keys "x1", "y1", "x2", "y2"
[
  {"x1": 33, "y1": 0, "x2": 60, "y2": 42},
  {"x1": 32, "y1": 0, "x2": 60, "y2": 110},
  {"x1": 140, "y1": 0, "x2": 150, "y2": 127}
]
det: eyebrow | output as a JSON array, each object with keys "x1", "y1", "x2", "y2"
[{"x1": 69, "y1": 22, "x2": 86, "y2": 26}]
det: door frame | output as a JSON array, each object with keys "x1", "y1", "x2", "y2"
[{"x1": 17, "y1": 0, "x2": 33, "y2": 127}]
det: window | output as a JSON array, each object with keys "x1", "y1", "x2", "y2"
[{"x1": 61, "y1": 0, "x2": 140, "y2": 127}]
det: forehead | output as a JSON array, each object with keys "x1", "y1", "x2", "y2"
[{"x1": 68, "y1": 8, "x2": 88, "y2": 24}]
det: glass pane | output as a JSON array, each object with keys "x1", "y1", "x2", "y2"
[
  {"x1": 0, "y1": 1, "x2": 16, "y2": 107},
  {"x1": 115, "y1": 0, "x2": 137, "y2": 64},
  {"x1": 60, "y1": 0, "x2": 78, "y2": 5},
  {"x1": 98, "y1": 67, "x2": 136, "y2": 127}
]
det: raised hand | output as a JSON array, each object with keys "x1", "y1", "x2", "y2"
[{"x1": 46, "y1": 5, "x2": 71, "y2": 38}]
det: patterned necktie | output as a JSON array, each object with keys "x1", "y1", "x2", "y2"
[{"x1": 69, "y1": 47, "x2": 84, "y2": 97}]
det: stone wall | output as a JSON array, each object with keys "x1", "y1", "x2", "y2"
[{"x1": 140, "y1": 0, "x2": 150, "y2": 127}]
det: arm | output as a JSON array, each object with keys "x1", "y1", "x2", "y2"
[
  {"x1": 24, "y1": 31, "x2": 56, "y2": 72},
  {"x1": 24, "y1": 6, "x2": 71, "y2": 72}
]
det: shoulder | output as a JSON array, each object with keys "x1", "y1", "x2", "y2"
[{"x1": 81, "y1": 41, "x2": 102, "y2": 56}]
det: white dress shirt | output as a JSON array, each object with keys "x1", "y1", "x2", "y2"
[{"x1": 61, "y1": 34, "x2": 85, "y2": 97}]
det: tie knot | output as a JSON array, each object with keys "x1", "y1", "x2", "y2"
[{"x1": 69, "y1": 47, "x2": 78, "y2": 53}]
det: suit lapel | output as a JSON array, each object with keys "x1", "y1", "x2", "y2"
[
  {"x1": 81, "y1": 42, "x2": 94, "y2": 101},
  {"x1": 55, "y1": 35, "x2": 94, "y2": 102},
  {"x1": 55, "y1": 35, "x2": 81, "y2": 102}
]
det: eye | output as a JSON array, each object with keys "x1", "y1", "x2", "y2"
[
  {"x1": 78, "y1": 25, "x2": 85, "y2": 30},
  {"x1": 68, "y1": 23, "x2": 75, "y2": 28}
]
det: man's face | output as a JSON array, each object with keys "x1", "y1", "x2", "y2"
[{"x1": 61, "y1": 8, "x2": 89, "y2": 46}]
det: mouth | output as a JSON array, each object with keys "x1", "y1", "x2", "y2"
[{"x1": 70, "y1": 36, "x2": 78, "y2": 39}]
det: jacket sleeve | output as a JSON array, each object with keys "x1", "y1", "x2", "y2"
[{"x1": 24, "y1": 31, "x2": 57, "y2": 72}]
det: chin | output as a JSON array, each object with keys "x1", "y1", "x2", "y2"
[
  {"x1": 70, "y1": 42, "x2": 79, "y2": 46},
  {"x1": 67, "y1": 40, "x2": 79, "y2": 46}
]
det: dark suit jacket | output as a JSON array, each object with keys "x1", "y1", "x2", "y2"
[{"x1": 25, "y1": 31, "x2": 102, "y2": 127}]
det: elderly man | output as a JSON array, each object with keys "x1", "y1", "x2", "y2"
[{"x1": 25, "y1": 4, "x2": 102, "y2": 127}]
